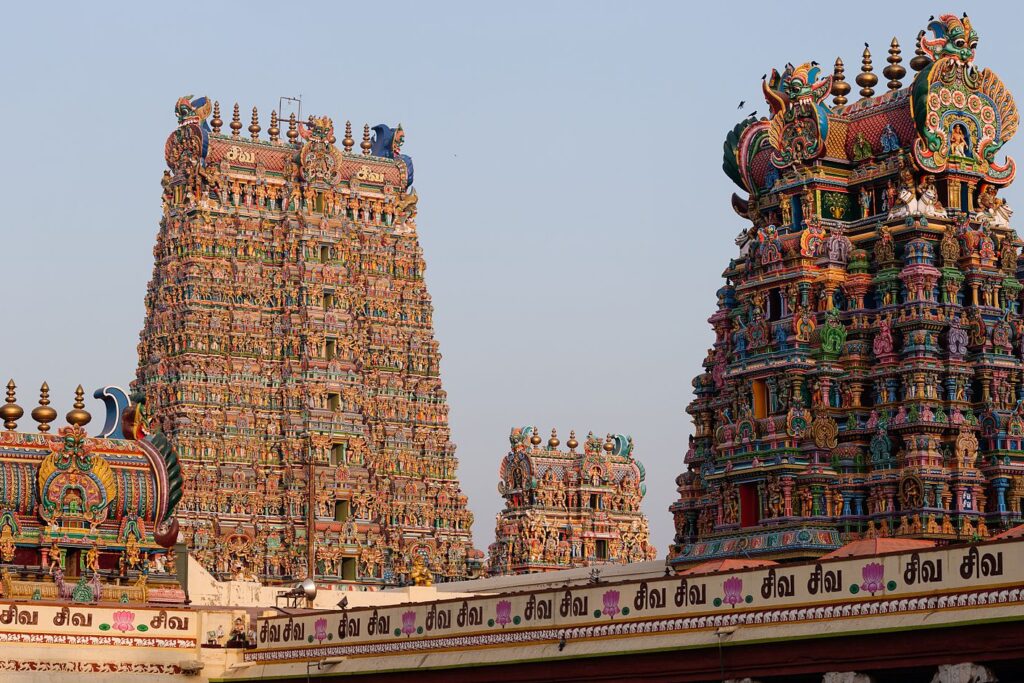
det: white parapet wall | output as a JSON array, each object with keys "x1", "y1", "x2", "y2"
[{"x1": 184, "y1": 554, "x2": 478, "y2": 610}]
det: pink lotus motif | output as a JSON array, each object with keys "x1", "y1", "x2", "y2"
[
  {"x1": 602, "y1": 590, "x2": 620, "y2": 619},
  {"x1": 314, "y1": 617, "x2": 328, "y2": 642},
  {"x1": 401, "y1": 610, "x2": 417, "y2": 636},
  {"x1": 860, "y1": 562, "x2": 885, "y2": 595},
  {"x1": 495, "y1": 600, "x2": 512, "y2": 628},
  {"x1": 722, "y1": 577, "x2": 743, "y2": 607},
  {"x1": 112, "y1": 610, "x2": 135, "y2": 632}
]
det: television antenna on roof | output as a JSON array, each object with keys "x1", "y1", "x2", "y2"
[{"x1": 279, "y1": 96, "x2": 303, "y2": 122}]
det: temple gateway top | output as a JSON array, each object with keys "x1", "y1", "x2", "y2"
[{"x1": 671, "y1": 13, "x2": 1024, "y2": 566}]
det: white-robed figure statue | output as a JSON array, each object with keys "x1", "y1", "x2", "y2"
[
  {"x1": 978, "y1": 183, "x2": 1014, "y2": 228},
  {"x1": 888, "y1": 155, "x2": 920, "y2": 219},
  {"x1": 917, "y1": 174, "x2": 947, "y2": 219}
]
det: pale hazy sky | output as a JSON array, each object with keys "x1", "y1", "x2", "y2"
[{"x1": 3, "y1": 2, "x2": 1022, "y2": 551}]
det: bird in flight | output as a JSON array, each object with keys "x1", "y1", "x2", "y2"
[{"x1": 737, "y1": 100, "x2": 745, "y2": 109}]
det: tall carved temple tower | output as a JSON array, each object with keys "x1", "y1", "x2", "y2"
[
  {"x1": 487, "y1": 427, "x2": 656, "y2": 575},
  {"x1": 137, "y1": 99, "x2": 478, "y2": 585},
  {"x1": 670, "y1": 14, "x2": 1024, "y2": 566}
]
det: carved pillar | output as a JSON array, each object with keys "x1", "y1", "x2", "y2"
[
  {"x1": 792, "y1": 375, "x2": 806, "y2": 407},
  {"x1": 849, "y1": 381, "x2": 864, "y2": 408},
  {"x1": 823, "y1": 673, "x2": 875, "y2": 683},
  {"x1": 781, "y1": 477, "x2": 795, "y2": 517},
  {"x1": 930, "y1": 663, "x2": 996, "y2": 683},
  {"x1": 952, "y1": 485, "x2": 965, "y2": 512},
  {"x1": 992, "y1": 477, "x2": 1010, "y2": 513},
  {"x1": 794, "y1": 281, "x2": 809, "y2": 309}
]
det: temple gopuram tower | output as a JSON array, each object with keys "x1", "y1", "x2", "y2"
[
  {"x1": 137, "y1": 99, "x2": 478, "y2": 586},
  {"x1": 488, "y1": 427, "x2": 656, "y2": 575},
  {"x1": 670, "y1": 14, "x2": 1024, "y2": 566}
]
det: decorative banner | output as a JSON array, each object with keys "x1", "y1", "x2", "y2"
[
  {"x1": 250, "y1": 538, "x2": 1023, "y2": 661},
  {"x1": 0, "y1": 603, "x2": 197, "y2": 649}
]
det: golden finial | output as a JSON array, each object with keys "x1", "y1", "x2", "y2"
[
  {"x1": 566, "y1": 430, "x2": 578, "y2": 452},
  {"x1": 529, "y1": 427, "x2": 542, "y2": 447},
  {"x1": 548, "y1": 428, "x2": 560, "y2": 449},
  {"x1": 211, "y1": 101, "x2": 222, "y2": 134},
  {"x1": 856, "y1": 43, "x2": 877, "y2": 99},
  {"x1": 287, "y1": 112, "x2": 298, "y2": 143},
  {"x1": 230, "y1": 103, "x2": 242, "y2": 138},
  {"x1": 268, "y1": 110, "x2": 280, "y2": 143},
  {"x1": 831, "y1": 57, "x2": 851, "y2": 107},
  {"x1": 883, "y1": 37, "x2": 906, "y2": 90},
  {"x1": 249, "y1": 106, "x2": 261, "y2": 141},
  {"x1": 603, "y1": 434, "x2": 615, "y2": 453},
  {"x1": 343, "y1": 121, "x2": 354, "y2": 152},
  {"x1": 65, "y1": 385, "x2": 91, "y2": 428},
  {"x1": 910, "y1": 30, "x2": 931, "y2": 72},
  {"x1": 361, "y1": 124, "x2": 372, "y2": 155},
  {"x1": 328, "y1": 118, "x2": 337, "y2": 145},
  {"x1": 31, "y1": 382, "x2": 57, "y2": 433},
  {"x1": 1, "y1": 380, "x2": 23, "y2": 431}
]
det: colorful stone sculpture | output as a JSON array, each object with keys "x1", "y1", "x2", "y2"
[
  {"x1": 671, "y1": 13, "x2": 1024, "y2": 566},
  {"x1": 488, "y1": 428, "x2": 656, "y2": 575},
  {"x1": 137, "y1": 99, "x2": 479, "y2": 586}
]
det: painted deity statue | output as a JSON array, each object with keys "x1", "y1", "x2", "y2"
[
  {"x1": 873, "y1": 315, "x2": 895, "y2": 357},
  {"x1": 948, "y1": 316, "x2": 969, "y2": 357}
]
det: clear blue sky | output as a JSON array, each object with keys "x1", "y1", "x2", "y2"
[{"x1": 2, "y1": 2, "x2": 1022, "y2": 551}]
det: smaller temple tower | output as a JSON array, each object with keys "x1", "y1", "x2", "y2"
[{"x1": 487, "y1": 427, "x2": 657, "y2": 575}]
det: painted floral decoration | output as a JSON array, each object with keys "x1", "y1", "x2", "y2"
[
  {"x1": 602, "y1": 590, "x2": 621, "y2": 619},
  {"x1": 112, "y1": 610, "x2": 135, "y2": 632},
  {"x1": 860, "y1": 562, "x2": 885, "y2": 595},
  {"x1": 401, "y1": 610, "x2": 417, "y2": 637},
  {"x1": 722, "y1": 577, "x2": 743, "y2": 607},
  {"x1": 495, "y1": 600, "x2": 512, "y2": 627}
]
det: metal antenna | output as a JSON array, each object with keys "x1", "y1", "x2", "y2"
[{"x1": 279, "y1": 95, "x2": 303, "y2": 123}]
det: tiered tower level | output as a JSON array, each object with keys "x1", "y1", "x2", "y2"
[
  {"x1": 137, "y1": 99, "x2": 477, "y2": 586},
  {"x1": 670, "y1": 14, "x2": 1024, "y2": 565},
  {"x1": 487, "y1": 427, "x2": 657, "y2": 575}
]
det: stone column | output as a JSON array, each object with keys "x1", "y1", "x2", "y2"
[
  {"x1": 823, "y1": 673, "x2": 875, "y2": 683},
  {"x1": 930, "y1": 662, "x2": 997, "y2": 683},
  {"x1": 992, "y1": 477, "x2": 1009, "y2": 513},
  {"x1": 781, "y1": 477, "x2": 794, "y2": 517},
  {"x1": 850, "y1": 381, "x2": 863, "y2": 408}
]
